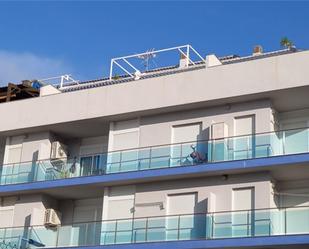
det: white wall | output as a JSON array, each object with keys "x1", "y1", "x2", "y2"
[
  {"x1": 0, "y1": 99, "x2": 281, "y2": 166},
  {"x1": 11, "y1": 194, "x2": 58, "y2": 227},
  {"x1": 2, "y1": 133, "x2": 109, "y2": 165},
  {"x1": 0, "y1": 50, "x2": 308, "y2": 133},
  {"x1": 98, "y1": 172, "x2": 275, "y2": 219},
  {"x1": 0, "y1": 197, "x2": 17, "y2": 228},
  {"x1": 138, "y1": 99, "x2": 273, "y2": 147},
  {"x1": 3, "y1": 132, "x2": 56, "y2": 164}
]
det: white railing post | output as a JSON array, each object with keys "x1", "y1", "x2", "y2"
[
  {"x1": 186, "y1": 45, "x2": 190, "y2": 67},
  {"x1": 109, "y1": 59, "x2": 114, "y2": 80},
  {"x1": 60, "y1": 75, "x2": 64, "y2": 89}
]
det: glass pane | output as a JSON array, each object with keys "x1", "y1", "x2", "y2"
[
  {"x1": 101, "y1": 232, "x2": 115, "y2": 245},
  {"x1": 284, "y1": 129, "x2": 309, "y2": 155},
  {"x1": 91, "y1": 155, "x2": 104, "y2": 175},
  {"x1": 116, "y1": 231, "x2": 132, "y2": 244},
  {"x1": 233, "y1": 136, "x2": 252, "y2": 160},
  {"x1": 147, "y1": 228, "x2": 165, "y2": 242},
  {"x1": 254, "y1": 210, "x2": 271, "y2": 236},
  {"x1": 133, "y1": 229, "x2": 146, "y2": 243},
  {"x1": 80, "y1": 157, "x2": 93, "y2": 176},
  {"x1": 211, "y1": 139, "x2": 228, "y2": 162},
  {"x1": 120, "y1": 150, "x2": 139, "y2": 172},
  {"x1": 255, "y1": 134, "x2": 271, "y2": 158},
  {"x1": 286, "y1": 207, "x2": 309, "y2": 234}
]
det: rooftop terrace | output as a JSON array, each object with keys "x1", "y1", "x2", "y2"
[
  {"x1": 58, "y1": 46, "x2": 299, "y2": 93},
  {"x1": 0, "y1": 45, "x2": 301, "y2": 101}
]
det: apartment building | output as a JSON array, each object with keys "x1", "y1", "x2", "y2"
[{"x1": 0, "y1": 45, "x2": 309, "y2": 249}]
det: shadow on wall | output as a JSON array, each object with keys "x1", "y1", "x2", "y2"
[
  {"x1": 0, "y1": 137, "x2": 6, "y2": 166},
  {"x1": 197, "y1": 127, "x2": 210, "y2": 142},
  {"x1": 193, "y1": 198, "x2": 208, "y2": 239},
  {"x1": 30, "y1": 150, "x2": 39, "y2": 182},
  {"x1": 193, "y1": 127, "x2": 210, "y2": 164},
  {"x1": 278, "y1": 193, "x2": 309, "y2": 207},
  {"x1": 20, "y1": 215, "x2": 31, "y2": 248}
]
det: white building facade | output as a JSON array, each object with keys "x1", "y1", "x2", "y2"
[{"x1": 0, "y1": 46, "x2": 309, "y2": 249}]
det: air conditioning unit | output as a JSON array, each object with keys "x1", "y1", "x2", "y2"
[
  {"x1": 51, "y1": 141, "x2": 68, "y2": 160},
  {"x1": 44, "y1": 209, "x2": 61, "y2": 227}
]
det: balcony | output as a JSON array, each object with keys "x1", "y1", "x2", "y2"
[
  {"x1": 0, "y1": 127, "x2": 308, "y2": 186},
  {"x1": 1, "y1": 206, "x2": 309, "y2": 248}
]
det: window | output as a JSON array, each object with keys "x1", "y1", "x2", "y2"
[
  {"x1": 171, "y1": 123, "x2": 206, "y2": 166},
  {"x1": 234, "y1": 115, "x2": 256, "y2": 159},
  {"x1": 80, "y1": 155, "x2": 105, "y2": 176}
]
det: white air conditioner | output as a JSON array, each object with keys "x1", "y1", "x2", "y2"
[
  {"x1": 51, "y1": 141, "x2": 68, "y2": 160},
  {"x1": 44, "y1": 209, "x2": 62, "y2": 227}
]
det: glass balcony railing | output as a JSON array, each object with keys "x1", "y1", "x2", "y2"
[
  {"x1": 1, "y1": 206, "x2": 309, "y2": 248},
  {"x1": 0, "y1": 127, "x2": 309, "y2": 185}
]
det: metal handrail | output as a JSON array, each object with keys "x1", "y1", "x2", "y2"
[
  {"x1": 1, "y1": 206, "x2": 308, "y2": 247},
  {"x1": 0, "y1": 205, "x2": 308, "y2": 230},
  {"x1": 1, "y1": 126, "x2": 308, "y2": 168},
  {"x1": 0, "y1": 126, "x2": 308, "y2": 186}
]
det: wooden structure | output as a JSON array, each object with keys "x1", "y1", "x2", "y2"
[{"x1": 0, "y1": 81, "x2": 40, "y2": 103}]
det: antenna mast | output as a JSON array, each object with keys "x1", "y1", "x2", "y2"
[{"x1": 137, "y1": 48, "x2": 156, "y2": 71}]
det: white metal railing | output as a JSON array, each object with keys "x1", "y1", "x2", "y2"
[
  {"x1": 35, "y1": 45, "x2": 205, "y2": 90},
  {"x1": 38, "y1": 74, "x2": 80, "y2": 89},
  {"x1": 109, "y1": 44, "x2": 206, "y2": 80}
]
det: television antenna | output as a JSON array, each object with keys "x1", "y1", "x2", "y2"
[
  {"x1": 137, "y1": 48, "x2": 157, "y2": 71},
  {"x1": 109, "y1": 45, "x2": 206, "y2": 81}
]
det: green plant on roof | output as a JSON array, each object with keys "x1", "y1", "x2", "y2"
[
  {"x1": 280, "y1": 37, "x2": 293, "y2": 49},
  {"x1": 60, "y1": 169, "x2": 69, "y2": 179},
  {"x1": 112, "y1": 74, "x2": 120, "y2": 80}
]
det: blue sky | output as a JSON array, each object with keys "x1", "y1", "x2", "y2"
[{"x1": 0, "y1": 1, "x2": 308, "y2": 85}]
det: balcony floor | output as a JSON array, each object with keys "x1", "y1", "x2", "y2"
[
  {"x1": 52, "y1": 234, "x2": 309, "y2": 249},
  {"x1": 0, "y1": 152, "x2": 309, "y2": 198}
]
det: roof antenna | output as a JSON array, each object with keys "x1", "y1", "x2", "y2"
[{"x1": 137, "y1": 48, "x2": 157, "y2": 71}]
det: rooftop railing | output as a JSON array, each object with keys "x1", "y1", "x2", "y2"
[
  {"x1": 1, "y1": 206, "x2": 309, "y2": 248},
  {"x1": 0, "y1": 127, "x2": 308, "y2": 186}
]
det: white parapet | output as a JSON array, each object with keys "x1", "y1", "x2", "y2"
[
  {"x1": 40, "y1": 85, "x2": 61, "y2": 97},
  {"x1": 206, "y1": 54, "x2": 222, "y2": 68}
]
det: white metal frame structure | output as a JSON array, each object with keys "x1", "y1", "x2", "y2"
[
  {"x1": 37, "y1": 45, "x2": 205, "y2": 90},
  {"x1": 109, "y1": 45, "x2": 206, "y2": 80},
  {"x1": 38, "y1": 74, "x2": 80, "y2": 89}
]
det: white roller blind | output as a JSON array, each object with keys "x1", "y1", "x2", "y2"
[
  {"x1": 113, "y1": 131, "x2": 139, "y2": 151},
  {"x1": 107, "y1": 199, "x2": 134, "y2": 219},
  {"x1": 234, "y1": 115, "x2": 255, "y2": 136},
  {"x1": 172, "y1": 123, "x2": 201, "y2": 143},
  {"x1": 232, "y1": 188, "x2": 254, "y2": 237},
  {"x1": 73, "y1": 198, "x2": 102, "y2": 223},
  {"x1": 105, "y1": 186, "x2": 135, "y2": 220},
  {"x1": 0, "y1": 208, "x2": 14, "y2": 228},
  {"x1": 7, "y1": 146, "x2": 22, "y2": 164},
  {"x1": 167, "y1": 193, "x2": 197, "y2": 215},
  {"x1": 232, "y1": 188, "x2": 254, "y2": 211},
  {"x1": 80, "y1": 145, "x2": 107, "y2": 156},
  {"x1": 73, "y1": 206, "x2": 99, "y2": 223}
]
